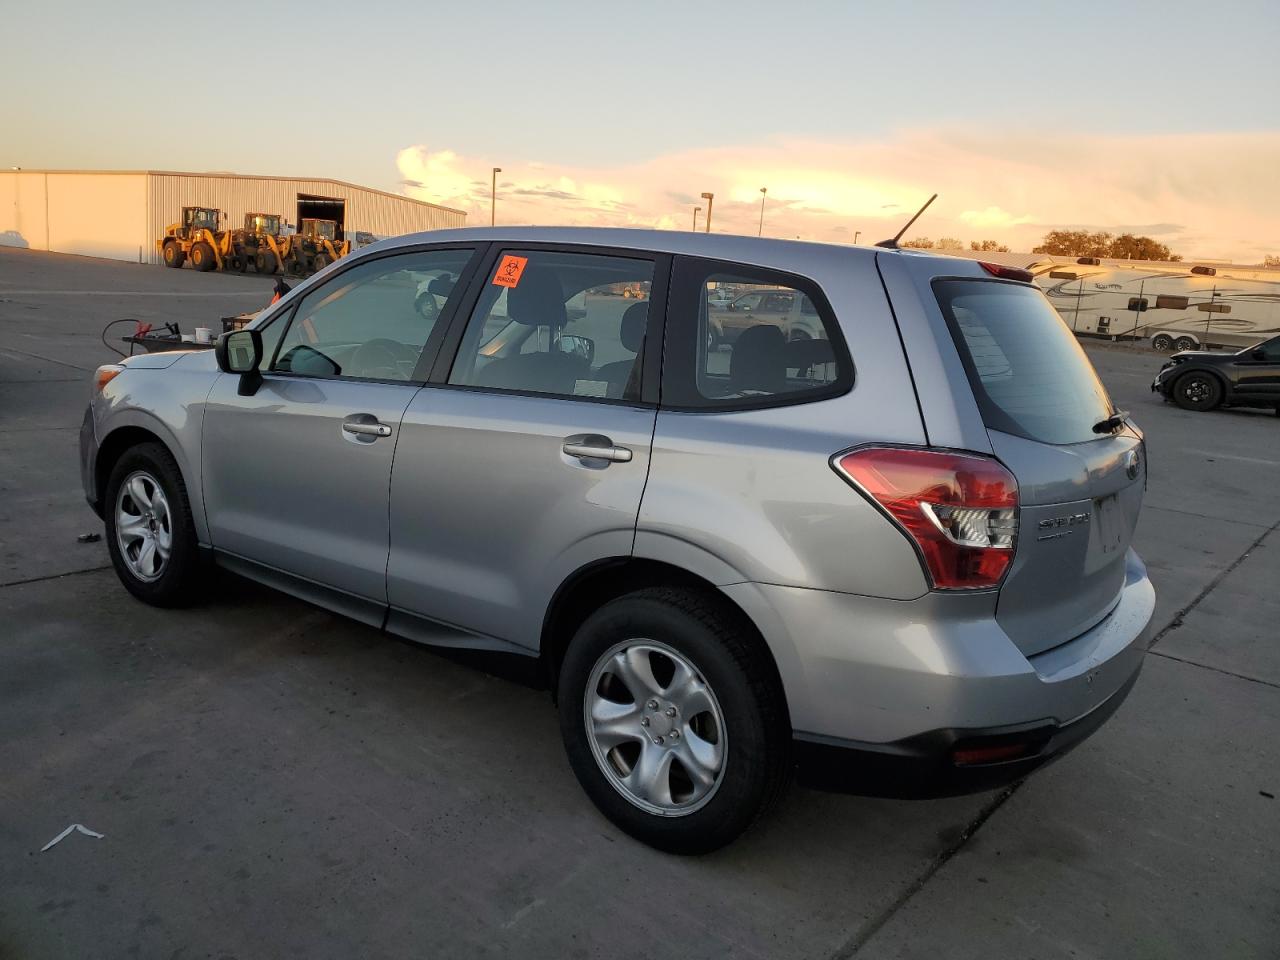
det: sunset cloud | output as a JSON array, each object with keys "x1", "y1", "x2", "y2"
[{"x1": 397, "y1": 129, "x2": 1280, "y2": 261}]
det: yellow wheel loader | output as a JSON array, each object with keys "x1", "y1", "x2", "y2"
[
  {"x1": 237, "y1": 212, "x2": 290, "y2": 275},
  {"x1": 158, "y1": 207, "x2": 239, "y2": 272},
  {"x1": 287, "y1": 218, "x2": 351, "y2": 276}
]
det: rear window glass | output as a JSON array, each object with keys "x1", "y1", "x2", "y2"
[{"x1": 934, "y1": 279, "x2": 1115, "y2": 445}]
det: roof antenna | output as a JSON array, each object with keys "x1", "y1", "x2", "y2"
[{"x1": 875, "y1": 193, "x2": 938, "y2": 249}]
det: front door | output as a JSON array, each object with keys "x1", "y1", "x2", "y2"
[
  {"x1": 1232, "y1": 334, "x2": 1280, "y2": 397},
  {"x1": 201, "y1": 246, "x2": 478, "y2": 618},
  {"x1": 386, "y1": 246, "x2": 668, "y2": 651}
]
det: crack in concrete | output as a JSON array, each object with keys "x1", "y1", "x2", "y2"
[
  {"x1": 1147, "y1": 519, "x2": 1279, "y2": 651},
  {"x1": 0, "y1": 564, "x2": 112, "y2": 589},
  {"x1": 1143, "y1": 503, "x2": 1278, "y2": 531},
  {"x1": 831, "y1": 783, "x2": 1023, "y2": 959},
  {"x1": 833, "y1": 517, "x2": 1279, "y2": 958},
  {"x1": 1147, "y1": 650, "x2": 1279, "y2": 690}
]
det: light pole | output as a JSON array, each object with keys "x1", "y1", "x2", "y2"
[
  {"x1": 490, "y1": 167, "x2": 502, "y2": 227},
  {"x1": 757, "y1": 187, "x2": 767, "y2": 237},
  {"x1": 692, "y1": 206, "x2": 702, "y2": 231},
  {"x1": 853, "y1": 230, "x2": 861, "y2": 244},
  {"x1": 700, "y1": 192, "x2": 714, "y2": 233}
]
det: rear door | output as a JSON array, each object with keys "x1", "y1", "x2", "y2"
[
  {"x1": 931, "y1": 275, "x2": 1145, "y2": 656},
  {"x1": 384, "y1": 245, "x2": 669, "y2": 651}
]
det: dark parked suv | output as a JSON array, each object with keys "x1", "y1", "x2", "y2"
[{"x1": 1151, "y1": 334, "x2": 1280, "y2": 413}]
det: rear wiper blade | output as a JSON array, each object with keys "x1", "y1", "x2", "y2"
[{"x1": 1093, "y1": 410, "x2": 1129, "y2": 434}]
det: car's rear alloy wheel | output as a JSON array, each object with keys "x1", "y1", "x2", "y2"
[
  {"x1": 585, "y1": 640, "x2": 727, "y2": 816},
  {"x1": 559, "y1": 587, "x2": 789, "y2": 854}
]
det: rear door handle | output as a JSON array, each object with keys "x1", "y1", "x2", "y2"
[
  {"x1": 563, "y1": 435, "x2": 633, "y2": 463},
  {"x1": 342, "y1": 414, "x2": 393, "y2": 438}
]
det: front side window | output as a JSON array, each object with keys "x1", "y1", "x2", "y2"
[
  {"x1": 663, "y1": 259, "x2": 851, "y2": 409},
  {"x1": 1249, "y1": 335, "x2": 1280, "y2": 360},
  {"x1": 448, "y1": 250, "x2": 656, "y2": 401},
  {"x1": 271, "y1": 248, "x2": 474, "y2": 381}
]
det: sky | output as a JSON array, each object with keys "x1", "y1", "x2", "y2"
[{"x1": 4, "y1": 0, "x2": 1278, "y2": 260}]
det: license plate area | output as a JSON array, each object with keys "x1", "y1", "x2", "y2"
[{"x1": 1087, "y1": 493, "x2": 1126, "y2": 572}]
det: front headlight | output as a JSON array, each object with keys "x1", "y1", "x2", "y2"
[{"x1": 93, "y1": 364, "x2": 124, "y2": 394}]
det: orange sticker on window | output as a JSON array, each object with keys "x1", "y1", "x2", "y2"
[{"x1": 492, "y1": 255, "x2": 528, "y2": 288}]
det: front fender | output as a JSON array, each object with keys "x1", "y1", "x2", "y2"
[{"x1": 97, "y1": 362, "x2": 222, "y2": 544}]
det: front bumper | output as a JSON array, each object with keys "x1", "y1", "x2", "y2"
[
  {"x1": 79, "y1": 405, "x2": 102, "y2": 518},
  {"x1": 723, "y1": 548, "x2": 1155, "y2": 797}
]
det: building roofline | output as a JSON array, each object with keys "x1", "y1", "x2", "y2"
[{"x1": 1, "y1": 168, "x2": 466, "y2": 216}]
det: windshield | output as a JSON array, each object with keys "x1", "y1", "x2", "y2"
[{"x1": 935, "y1": 279, "x2": 1115, "y2": 445}]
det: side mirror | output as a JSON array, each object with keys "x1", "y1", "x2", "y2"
[
  {"x1": 215, "y1": 329, "x2": 264, "y2": 396},
  {"x1": 559, "y1": 334, "x2": 595, "y2": 365},
  {"x1": 1253, "y1": 349, "x2": 1267, "y2": 361}
]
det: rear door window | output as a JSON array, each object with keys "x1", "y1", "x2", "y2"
[
  {"x1": 447, "y1": 249, "x2": 659, "y2": 402},
  {"x1": 663, "y1": 258, "x2": 853, "y2": 409},
  {"x1": 934, "y1": 279, "x2": 1115, "y2": 445}
]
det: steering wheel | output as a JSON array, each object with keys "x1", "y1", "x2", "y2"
[{"x1": 352, "y1": 338, "x2": 414, "y2": 379}]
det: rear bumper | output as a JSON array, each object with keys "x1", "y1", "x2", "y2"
[
  {"x1": 791, "y1": 665, "x2": 1140, "y2": 798},
  {"x1": 723, "y1": 548, "x2": 1155, "y2": 796}
]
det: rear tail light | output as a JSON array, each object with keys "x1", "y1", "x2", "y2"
[{"x1": 833, "y1": 447, "x2": 1018, "y2": 590}]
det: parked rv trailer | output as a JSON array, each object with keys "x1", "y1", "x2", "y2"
[{"x1": 1027, "y1": 259, "x2": 1280, "y2": 351}]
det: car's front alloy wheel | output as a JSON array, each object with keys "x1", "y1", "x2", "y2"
[
  {"x1": 114, "y1": 471, "x2": 173, "y2": 582},
  {"x1": 104, "y1": 442, "x2": 201, "y2": 606}
]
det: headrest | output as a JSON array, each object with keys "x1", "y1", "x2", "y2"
[
  {"x1": 620, "y1": 301, "x2": 647, "y2": 353},
  {"x1": 784, "y1": 337, "x2": 835, "y2": 368},
  {"x1": 508, "y1": 268, "x2": 567, "y2": 327},
  {"x1": 730, "y1": 324, "x2": 787, "y2": 394},
  {"x1": 427, "y1": 274, "x2": 454, "y2": 297}
]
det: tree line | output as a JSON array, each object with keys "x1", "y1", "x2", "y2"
[
  {"x1": 901, "y1": 238, "x2": 1011, "y2": 251},
  {"x1": 1032, "y1": 230, "x2": 1180, "y2": 261},
  {"x1": 899, "y1": 230, "x2": 1184, "y2": 262}
]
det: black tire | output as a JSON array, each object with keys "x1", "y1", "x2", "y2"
[
  {"x1": 190, "y1": 242, "x2": 216, "y2": 272},
  {"x1": 162, "y1": 241, "x2": 185, "y2": 269},
  {"x1": 103, "y1": 442, "x2": 201, "y2": 607},
  {"x1": 312, "y1": 254, "x2": 328, "y2": 273},
  {"x1": 1174, "y1": 336, "x2": 1198, "y2": 352},
  {"x1": 558, "y1": 587, "x2": 789, "y2": 854},
  {"x1": 1152, "y1": 334, "x2": 1173, "y2": 351},
  {"x1": 1172, "y1": 370, "x2": 1223, "y2": 412},
  {"x1": 254, "y1": 252, "x2": 268, "y2": 273},
  {"x1": 414, "y1": 291, "x2": 440, "y2": 321}
]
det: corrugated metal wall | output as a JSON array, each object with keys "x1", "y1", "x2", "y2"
[{"x1": 145, "y1": 173, "x2": 465, "y2": 264}]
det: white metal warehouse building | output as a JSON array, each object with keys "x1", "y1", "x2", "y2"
[{"x1": 0, "y1": 169, "x2": 466, "y2": 264}]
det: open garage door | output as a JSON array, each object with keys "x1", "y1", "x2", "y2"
[{"x1": 296, "y1": 194, "x2": 346, "y2": 239}]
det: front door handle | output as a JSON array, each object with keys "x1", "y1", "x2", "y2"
[
  {"x1": 563, "y1": 435, "x2": 633, "y2": 463},
  {"x1": 342, "y1": 414, "x2": 393, "y2": 439}
]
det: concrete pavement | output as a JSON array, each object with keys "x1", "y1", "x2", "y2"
[{"x1": 1, "y1": 248, "x2": 1276, "y2": 959}]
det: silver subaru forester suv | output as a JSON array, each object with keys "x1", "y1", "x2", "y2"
[{"x1": 81, "y1": 228, "x2": 1154, "y2": 853}]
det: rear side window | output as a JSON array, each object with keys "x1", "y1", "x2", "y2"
[
  {"x1": 934, "y1": 279, "x2": 1115, "y2": 445},
  {"x1": 663, "y1": 258, "x2": 852, "y2": 409}
]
